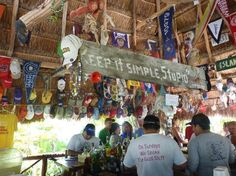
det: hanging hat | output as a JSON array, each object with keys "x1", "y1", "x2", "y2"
[
  {"x1": 87, "y1": 106, "x2": 94, "y2": 118},
  {"x1": 109, "y1": 108, "x2": 117, "y2": 118},
  {"x1": 16, "y1": 19, "x2": 31, "y2": 45},
  {"x1": 55, "y1": 107, "x2": 64, "y2": 119},
  {"x1": 116, "y1": 107, "x2": 124, "y2": 118},
  {"x1": 14, "y1": 87, "x2": 22, "y2": 104},
  {"x1": 18, "y1": 105, "x2": 27, "y2": 121},
  {"x1": 79, "y1": 106, "x2": 87, "y2": 118},
  {"x1": 49, "y1": 105, "x2": 57, "y2": 118},
  {"x1": 43, "y1": 105, "x2": 51, "y2": 119},
  {"x1": 72, "y1": 106, "x2": 80, "y2": 119},
  {"x1": 25, "y1": 105, "x2": 34, "y2": 120},
  {"x1": 29, "y1": 89, "x2": 37, "y2": 102},
  {"x1": 65, "y1": 106, "x2": 73, "y2": 119},
  {"x1": 10, "y1": 59, "x2": 21, "y2": 79},
  {"x1": 61, "y1": 34, "x2": 82, "y2": 66},
  {"x1": 34, "y1": 105, "x2": 44, "y2": 116},
  {"x1": 57, "y1": 77, "x2": 66, "y2": 92},
  {"x1": 2, "y1": 96, "x2": 8, "y2": 107}
]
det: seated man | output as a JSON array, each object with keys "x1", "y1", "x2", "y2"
[
  {"x1": 67, "y1": 124, "x2": 100, "y2": 156},
  {"x1": 188, "y1": 113, "x2": 236, "y2": 176},
  {"x1": 124, "y1": 115, "x2": 187, "y2": 176}
]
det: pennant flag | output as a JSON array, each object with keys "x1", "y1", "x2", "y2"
[
  {"x1": 159, "y1": 7, "x2": 176, "y2": 60},
  {"x1": 23, "y1": 61, "x2": 40, "y2": 104},
  {"x1": 194, "y1": 0, "x2": 218, "y2": 45},
  {"x1": 207, "y1": 18, "x2": 224, "y2": 43},
  {"x1": 217, "y1": 0, "x2": 230, "y2": 18},
  {"x1": 112, "y1": 32, "x2": 130, "y2": 48}
]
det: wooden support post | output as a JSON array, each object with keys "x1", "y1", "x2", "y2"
[
  {"x1": 197, "y1": 4, "x2": 213, "y2": 63},
  {"x1": 7, "y1": 0, "x2": 19, "y2": 56},
  {"x1": 61, "y1": 1, "x2": 68, "y2": 39},
  {"x1": 132, "y1": 0, "x2": 137, "y2": 49},
  {"x1": 103, "y1": 0, "x2": 107, "y2": 30},
  {"x1": 41, "y1": 157, "x2": 47, "y2": 176},
  {"x1": 156, "y1": 0, "x2": 163, "y2": 59},
  {"x1": 178, "y1": 33, "x2": 187, "y2": 64}
]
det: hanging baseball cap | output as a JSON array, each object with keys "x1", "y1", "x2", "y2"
[
  {"x1": 2, "y1": 96, "x2": 8, "y2": 107},
  {"x1": 43, "y1": 105, "x2": 51, "y2": 119},
  {"x1": 93, "y1": 107, "x2": 99, "y2": 120},
  {"x1": 61, "y1": 34, "x2": 82, "y2": 66},
  {"x1": 57, "y1": 77, "x2": 66, "y2": 92},
  {"x1": 25, "y1": 104, "x2": 34, "y2": 120},
  {"x1": 10, "y1": 59, "x2": 21, "y2": 79},
  {"x1": 72, "y1": 106, "x2": 80, "y2": 119},
  {"x1": 49, "y1": 105, "x2": 57, "y2": 118},
  {"x1": 55, "y1": 106, "x2": 64, "y2": 119},
  {"x1": 0, "y1": 57, "x2": 11, "y2": 79},
  {"x1": 14, "y1": 87, "x2": 22, "y2": 104},
  {"x1": 65, "y1": 106, "x2": 73, "y2": 119},
  {"x1": 29, "y1": 89, "x2": 37, "y2": 102},
  {"x1": 34, "y1": 105, "x2": 44, "y2": 116}
]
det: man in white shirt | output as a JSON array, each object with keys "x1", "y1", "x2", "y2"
[
  {"x1": 67, "y1": 124, "x2": 100, "y2": 156},
  {"x1": 123, "y1": 115, "x2": 187, "y2": 176}
]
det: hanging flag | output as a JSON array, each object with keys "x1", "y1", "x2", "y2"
[
  {"x1": 217, "y1": 0, "x2": 236, "y2": 46},
  {"x1": 159, "y1": 7, "x2": 176, "y2": 60},
  {"x1": 23, "y1": 61, "x2": 40, "y2": 104},
  {"x1": 146, "y1": 39, "x2": 160, "y2": 58},
  {"x1": 112, "y1": 32, "x2": 130, "y2": 48},
  {"x1": 194, "y1": 0, "x2": 218, "y2": 45},
  {"x1": 207, "y1": 18, "x2": 224, "y2": 43},
  {"x1": 226, "y1": 12, "x2": 236, "y2": 46}
]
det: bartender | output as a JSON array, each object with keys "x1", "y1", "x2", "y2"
[{"x1": 67, "y1": 124, "x2": 100, "y2": 156}]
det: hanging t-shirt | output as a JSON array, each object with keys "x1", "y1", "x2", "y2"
[
  {"x1": 0, "y1": 114, "x2": 18, "y2": 148},
  {"x1": 124, "y1": 133, "x2": 186, "y2": 176},
  {"x1": 67, "y1": 134, "x2": 100, "y2": 153}
]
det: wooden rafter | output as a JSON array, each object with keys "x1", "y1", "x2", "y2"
[
  {"x1": 197, "y1": 4, "x2": 213, "y2": 63},
  {"x1": 7, "y1": 0, "x2": 19, "y2": 57},
  {"x1": 156, "y1": 0, "x2": 163, "y2": 58},
  {"x1": 132, "y1": 0, "x2": 137, "y2": 49},
  {"x1": 136, "y1": 4, "x2": 173, "y2": 30},
  {"x1": 61, "y1": 1, "x2": 68, "y2": 38}
]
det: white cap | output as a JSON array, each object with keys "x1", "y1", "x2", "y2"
[
  {"x1": 61, "y1": 34, "x2": 82, "y2": 66},
  {"x1": 25, "y1": 104, "x2": 34, "y2": 120},
  {"x1": 43, "y1": 105, "x2": 51, "y2": 119},
  {"x1": 10, "y1": 59, "x2": 21, "y2": 79}
]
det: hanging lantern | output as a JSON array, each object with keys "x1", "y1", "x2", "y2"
[{"x1": 90, "y1": 71, "x2": 102, "y2": 83}]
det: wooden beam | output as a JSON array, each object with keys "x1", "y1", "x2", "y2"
[
  {"x1": 156, "y1": 0, "x2": 163, "y2": 59},
  {"x1": 41, "y1": 158, "x2": 47, "y2": 176},
  {"x1": 132, "y1": 0, "x2": 137, "y2": 49},
  {"x1": 61, "y1": 1, "x2": 68, "y2": 38},
  {"x1": 104, "y1": 0, "x2": 107, "y2": 30},
  {"x1": 136, "y1": 4, "x2": 173, "y2": 29},
  {"x1": 7, "y1": 0, "x2": 19, "y2": 56},
  {"x1": 197, "y1": 4, "x2": 213, "y2": 63}
]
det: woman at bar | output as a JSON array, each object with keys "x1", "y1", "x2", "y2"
[
  {"x1": 121, "y1": 121, "x2": 133, "y2": 141},
  {"x1": 171, "y1": 118, "x2": 187, "y2": 147},
  {"x1": 109, "y1": 122, "x2": 122, "y2": 148}
]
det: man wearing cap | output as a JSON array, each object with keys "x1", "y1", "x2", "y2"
[
  {"x1": 67, "y1": 124, "x2": 100, "y2": 156},
  {"x1": 187, "y1": 113, "x2": 235, "y2": 176},
  {"x1": 99, "y1": 118, "x2": 113, "y2": 144},
  {"x1": 123, "y1": 115, "x2": 187, "y2": 176}
]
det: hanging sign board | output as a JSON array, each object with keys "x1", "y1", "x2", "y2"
[
  {"x1": 165, "y1": 94, "x2": 179, "y2": 107},
  {"x1": 80, "y1": 41, "x2": 207, "y2": 90},
  {"x1": 215, "y1": 56, "x2": 236, "y2": 71}
]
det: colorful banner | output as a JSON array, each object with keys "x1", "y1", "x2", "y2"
[
  {"x1": 226, "y1": 12, "x2": 236, "y2": 46},
  {"x1": 159, "y1": 7, "x2": 176, "y2": 60},
  {"x1": 112, "y1": 32, "x2": 130, "y2": 48},
  {"x1": 194, "y1": 0, "x2": 218, "y2": 45},
  {"x1": 23, "y1": 61, "x2": 40, "y2": 104},
  {"x1": 207, "y1": 18, "x2": 224, "y2": 43},
  {"x1": 217, "y1": 0, "x2": 236, "y2": 46}
]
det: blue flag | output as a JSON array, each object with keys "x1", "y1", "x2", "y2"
[
  {"x1": 159, "y1": 7, "x2": 176, "y2": 60},
  {"x1": 23, "y1": 61, "x2": 40, "y2": 104}
]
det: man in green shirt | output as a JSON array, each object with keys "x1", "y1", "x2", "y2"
[{"x1": 99, "y1": 118, "x2": 113, "y2": 144}]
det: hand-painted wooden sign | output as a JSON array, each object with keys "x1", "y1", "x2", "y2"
[
  {"x1": 80, "y1": 41, "x2": 207, "y2": 90},
  {"x1": 216, "y1": 56, "x2": 236, "y2": 71}
]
